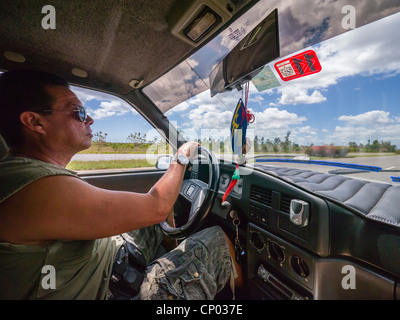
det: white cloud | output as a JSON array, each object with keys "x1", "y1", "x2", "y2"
[
  {"x1": 249, "y1": 95, "x2": 265, "y2": 104},
  {"x1": 277, "y1": 89, "x2": 327, "y2": 105},
  {"x1": 143, "y1": 58, "x2": 208, "y2": 113},
  {"x1": 91, "y1": 100, "x2": 135, "y2": 119},
  {"x1": 330, "y1": 110, "x2": 400, "y2": 145},
  {"x1": 187, "y1": 104, "x2": 232, "y2": 131},
  {"x1": 72, "y1": 86, "x2": 138, "y2": 120},
  {"x1": 289, "y1": 126, "x2": 320, "y2": 146},
  {"x1": 173, "y1": 87, "x2": 308, "y2": 141},
  {"x1": 249, "y1": 107, "x2": 307, "y2": 140},
  {"x1": 297, "y1": 126, "x2": 317, "y2": 135},
  {"x1": 338, "y1": 110, "x2": 399, "y2": 125},
  {"x1": 165, "y1": 101, "x2": 190, "y2": 115}
]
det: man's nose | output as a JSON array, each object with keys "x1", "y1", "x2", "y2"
[{"x1": 86, "y1": 114, "x2": 94, "y2": 125}]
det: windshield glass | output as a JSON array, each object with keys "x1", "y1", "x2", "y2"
[{"x1": 144, "y1": 3, "x2": 400, "y2": 185}]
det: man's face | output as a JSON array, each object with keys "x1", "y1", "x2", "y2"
[{"x1": 43, "y1": 85, "x2": 94, "y2": 154}]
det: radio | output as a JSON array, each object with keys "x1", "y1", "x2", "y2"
[{"x1": 257, "y1": 264, "x2": 309, "y2": 300}]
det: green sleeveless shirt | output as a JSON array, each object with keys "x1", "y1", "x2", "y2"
[{"x1": 0, "y1": 157, "x2": 121, "y2": 299}]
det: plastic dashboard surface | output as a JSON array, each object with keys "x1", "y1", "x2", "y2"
[
  {"x1": 213, "y1": 163, "x2": 400, "y2": 300},
  {"x1": 216, "y1": 163, "x2": 330, "y2": 256}
]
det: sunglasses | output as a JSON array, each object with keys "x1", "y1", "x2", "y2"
[{"x1": 38, "y1": 104, "x2": 87, "y2": 122}]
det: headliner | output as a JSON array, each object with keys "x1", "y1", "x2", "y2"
[{"x1": 0, "y1": 0, "x2": 254, "y2": 97}]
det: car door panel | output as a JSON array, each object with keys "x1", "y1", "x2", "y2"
[{"x1": 81, "y1": 170, "x2": 165, "y2": 194}]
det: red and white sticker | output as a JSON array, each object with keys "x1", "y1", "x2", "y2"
[{"x1": 274, "y1": 50, "x2": 322, "y2": 81}]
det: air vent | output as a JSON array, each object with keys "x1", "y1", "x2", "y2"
[
  {"x1": 250, "y1": 185, "x2": 272, "y2": 207},
  {"x1": 280, "y1": 193, "x2": 293, "y2": 213}
]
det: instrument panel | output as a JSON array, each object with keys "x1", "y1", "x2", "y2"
[{"x1": 212, "y1": 162, "x2": 399, "y2": 300}]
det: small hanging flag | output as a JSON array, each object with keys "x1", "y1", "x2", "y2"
[
  {"x1": 230, "y1": 82, "x2": 256, "y2": 155},
  {"x1": 230, "y1": 98, "x2": 247, "y2": 156}
]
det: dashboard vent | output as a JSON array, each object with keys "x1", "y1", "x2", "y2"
[
  {"x1": 250, "y1": 185, "x2": 272, "y2": 207},
  {"x1": 280, "y1": 193, "x2": 293, "y2": 213}
]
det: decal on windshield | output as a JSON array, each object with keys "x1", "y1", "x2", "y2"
[
  {"x1": 252, "y1": 65, "x2": 281, "y2": 91},
  {"x1": 274, "y1": 50, "x2": 322, "y2": 81},
  {"x1": 227, "y1": 27, "x2": 246, "y2": 41}
]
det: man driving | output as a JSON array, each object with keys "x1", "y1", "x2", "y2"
[{"x1": 0, "y1": 69, "x2": 243, "y2": 300}]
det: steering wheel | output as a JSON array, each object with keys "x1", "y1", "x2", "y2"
[{"x1": 160, "y1": 146, "x2": 220, "y2": 240}]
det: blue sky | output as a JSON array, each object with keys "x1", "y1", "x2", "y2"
[{"x1": 73, "y1": 11, "x2": 400, "y2": 148}]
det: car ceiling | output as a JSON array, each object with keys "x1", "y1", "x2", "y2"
[{"x1": 0, "y1": 0, "x2": 255, "y2": 97}]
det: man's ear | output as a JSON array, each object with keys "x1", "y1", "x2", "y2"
[{"x1": 20, "y1": 111, "x2": 47, "y2": 135}]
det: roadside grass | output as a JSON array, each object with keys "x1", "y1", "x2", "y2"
[
  {"x1": 79, "y1": 142, "x2": 171, "y2": 154},
  {"x1": 347, "y1": 153, "x2": 397, "y2": 158},
  {"x1": 67, "y1": 159, "x2": 153, "y2": 171}
]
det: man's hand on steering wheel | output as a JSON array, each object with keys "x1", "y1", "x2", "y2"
[
  {"x1": 160, "y1": 142, "x2": 220, "y2": 240},
  {"x1": 175, "y1": 141, "x2": 200, "y2": 161}
]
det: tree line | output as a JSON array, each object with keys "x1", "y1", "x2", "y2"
[
  {"x1": 92, "y1": 130, "x2": 398, "y2": 156},
  {"x1": 254, "y1": 132, "x2": 398, "y2": 155}
]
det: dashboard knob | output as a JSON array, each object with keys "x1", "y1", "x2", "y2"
[
  {"x1": 267, "y1": 240, "x2": 285, "y2": 264},
  {"x1": 290, "y1": 255, "x2": 310, "y2": 278}
]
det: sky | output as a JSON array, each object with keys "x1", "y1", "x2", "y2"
[
  {"x1": 73, "y1": 8, "x2": 400, "y2": 148},
  {"x1": 165, "y1": 11, "x2": 400, "y2": 148}
]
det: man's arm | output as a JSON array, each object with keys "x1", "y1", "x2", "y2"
[{"x1": 0, "y1": 141, "x2": 198, "y2": 244}]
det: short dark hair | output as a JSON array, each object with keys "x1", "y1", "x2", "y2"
[{"x1": 0, "y1": 69, "x2": 69, "y2": 147}]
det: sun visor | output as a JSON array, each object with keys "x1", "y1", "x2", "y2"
[{"x1": 209, "y1": 9, "x2": 280, "y2": 97}]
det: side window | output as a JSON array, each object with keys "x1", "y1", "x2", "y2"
[{"x1": 66, "y1": 86, "x2": 170, "y2": 173}]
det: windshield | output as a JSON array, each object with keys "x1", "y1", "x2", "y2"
[{"x1": 143, "y1": 2, "x2": 400, "y2": 185}]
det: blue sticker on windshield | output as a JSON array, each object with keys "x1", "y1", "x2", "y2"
[{"x1": 231, "y1": 98, "x2": 247, "y2": 155}]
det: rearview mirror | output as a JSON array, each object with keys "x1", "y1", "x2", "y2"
[{"x1": 209, "y1": 9, "x2": 280, "y2": 96}]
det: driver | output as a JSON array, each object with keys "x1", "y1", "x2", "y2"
[{"x1": 0, "y1": 69, "x2": 243, "y2": 300}]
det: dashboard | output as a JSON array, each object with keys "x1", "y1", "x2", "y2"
[
  {"x1": 81, "y1": 159, "x2": 400, "y2": 300},
  {"x1": 206, "y1": 162, "x2": 400, "y2": 300}
]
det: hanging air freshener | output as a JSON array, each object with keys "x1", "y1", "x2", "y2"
[{"x1": 223, "y1": 82, "x2": 255, "y2": 206}]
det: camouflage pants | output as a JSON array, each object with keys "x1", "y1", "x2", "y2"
[{"x1": 122, "y1": 225, "x2": 236, "y2": 300}]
